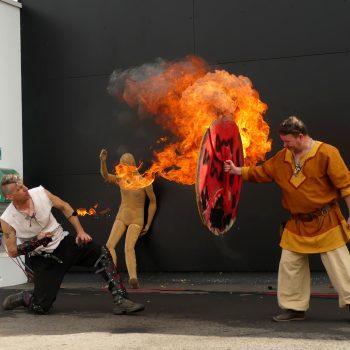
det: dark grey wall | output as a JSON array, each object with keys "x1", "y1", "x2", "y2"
[{"x1": 20, "y1": 0, "x2": 350, "y2": 271}]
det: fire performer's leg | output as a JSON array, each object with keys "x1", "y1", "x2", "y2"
[
  {"x1": 125, "y1": 224, "x2": 143, "y2": 288},
  {"x1": 106, "y1": 219, "x2": 126, "y2": 266},
  {"x1": 94, "y1": 245, "x2": 144, "y2": 314},
  {"x1": 4, "y1": 235, "x2": 85, "y2": 314}
]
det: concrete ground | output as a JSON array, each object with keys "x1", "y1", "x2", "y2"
[{"x1": 1, "y1": 272, "x2": 350, "y2": 350}]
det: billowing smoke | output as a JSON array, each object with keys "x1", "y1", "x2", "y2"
[{"x1": 106, "y1": 56, "x2": 270, "y2": 185}]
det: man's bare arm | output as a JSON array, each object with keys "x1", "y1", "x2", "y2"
[
  {"x1": 1, "y1": 219, "x2": 53, "y2": 257},
  {"x1": 45, "y1": 190, "x2": 92, "y2": 244},
  {"x1": 0, "y1": 219, "x2": 18, "y2": 257}
]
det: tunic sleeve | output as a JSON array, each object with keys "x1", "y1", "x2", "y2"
[
  {"x1": 242, "y1": 156, "x2": 276, "y2": 183},
  {"x1": 326, "y1": 146, "x2": 350, "y2": 198}
]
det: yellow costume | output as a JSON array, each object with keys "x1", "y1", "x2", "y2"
[
  {"x1": 241, "y1": 140, "x2": 350, "y2": 311},
  {"x1": 224, "y1": 116, "x2": 350, "y2": 318},
  {"x1": 242, "y1": 141, "x2": 350, "y2": 252}
]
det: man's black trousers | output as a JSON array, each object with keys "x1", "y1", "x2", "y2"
[{"x1": 28, "y1": 235, "x2": 101, "y2": 312}]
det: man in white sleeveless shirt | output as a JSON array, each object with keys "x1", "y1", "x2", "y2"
[{"x1": 0, "y1": 174, "x2": 144, "y2": 315}]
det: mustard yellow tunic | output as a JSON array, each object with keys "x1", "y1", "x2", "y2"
[{"x1": 242, "y1": 141, "x2": 350, "y2": 253}]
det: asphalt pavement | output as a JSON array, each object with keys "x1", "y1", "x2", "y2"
[{"x1": 1, "y1": 272, "x2": 350, "y2": 350}]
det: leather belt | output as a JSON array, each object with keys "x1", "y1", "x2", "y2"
[{"x1": 291, "y1": 202, "x2": 337, "y2": 222}]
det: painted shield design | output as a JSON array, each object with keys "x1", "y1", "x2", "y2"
[{"x1": 196, "y1": 117, "x2": 244, "y2": 235}]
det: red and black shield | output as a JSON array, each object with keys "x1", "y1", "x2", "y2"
[{"x1": 196, "y1": 117, "x2": 244, "y2": 235}]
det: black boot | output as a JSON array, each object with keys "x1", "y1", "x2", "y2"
[
  {"x1": 112, "y1": 294, "x2": 145, "y2": 315},
  {"x1": 94, "y1": 245, "x2": 145, "y2": 314},
  {"x1": 2, "y1": 291, "x2": 32, "y2": 310}
]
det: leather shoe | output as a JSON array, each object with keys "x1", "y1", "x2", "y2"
[{"x1": 272, "y1": 309, "x2": 305, "y2": 322}]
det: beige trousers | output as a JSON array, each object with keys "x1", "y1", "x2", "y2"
[{"x1": 278, "y1": 245, "x2": 350, "y2": 311}]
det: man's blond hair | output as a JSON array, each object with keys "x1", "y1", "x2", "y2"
[{"x1": 0, "y1": 174, "x2": 22, "y2": 196}]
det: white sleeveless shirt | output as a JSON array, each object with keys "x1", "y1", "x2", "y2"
[{"x1": 0, "y1": 186, "x2": 68, "y2": 253}]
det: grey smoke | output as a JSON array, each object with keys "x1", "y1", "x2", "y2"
[{"x1": 107, "y1": 57, "x2": 167, "y2": 97}]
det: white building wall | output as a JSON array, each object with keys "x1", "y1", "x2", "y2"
[
  {"x1": 0, "y1": 0, "x2": 23, "y2": 175},
  {"x1": 0, "y1": 0, "x2": 27, "y2": 287}
]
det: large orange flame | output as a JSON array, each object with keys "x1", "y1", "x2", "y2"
[
  {"x1": 115, "y1": 163, "x2": 154, "y2": 190},
  {"x1": 108, "y1": 56, "x2": 271, "y2": 187}
]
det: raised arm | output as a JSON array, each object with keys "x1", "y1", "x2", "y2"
[{"x1": 100, "y1": 149, "x2": 117, "y2": 183}]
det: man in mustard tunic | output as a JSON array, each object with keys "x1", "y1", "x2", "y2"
[{"x1": 224, "y1": 116, "x2": 350, "y2": 322}]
